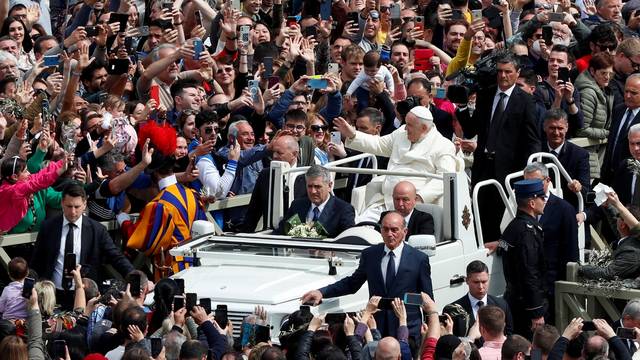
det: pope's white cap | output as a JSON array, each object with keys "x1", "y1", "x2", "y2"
[{"x1": 409, "y1": 106, "x2": 433, "y2": 122}]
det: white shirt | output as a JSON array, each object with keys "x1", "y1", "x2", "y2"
[
  {"x1": 403, "y1": 210, "x2": 414, "y2": 225},
  {"x1": 548, "y1": 142, "x2": 565, "y2": 155},
  {"x1": 381, "y1": 241, "x2": 404, "y2": 284},
  {"x1": 306, "y1": 197, "x2": 330, "y2": 223},
  {"x1": 53, "y1": 216, "x2": 84, "y2": 290},
  {"x1": 158, "y1": 174, "x2": 177, "y2": 190},
  {"x1": 467, "y1": 293, "x2": 488, "y2": 320},
  {"x1": 491, "y1": 84, "x2": 516, "y2": 120}
]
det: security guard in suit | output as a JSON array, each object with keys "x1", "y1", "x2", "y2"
[{"x1": 499, "y1": 179, "x2": 548, "y2": 338}]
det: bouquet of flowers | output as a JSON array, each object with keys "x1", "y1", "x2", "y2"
[{"x1": 285, "y1": 214, "x2": 329, "y2": 239}]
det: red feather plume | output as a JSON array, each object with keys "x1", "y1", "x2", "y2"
[{"x1": 138, "y1": 121, "x2": 177, "y2": 157}]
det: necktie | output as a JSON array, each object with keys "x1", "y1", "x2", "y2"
[
  {"x1": 385, "y1": 251, "x2": 396, "y2": 292},
  {"x1": 487, "y1": 93, "x2": 507, "y2": 152},
  {"x1": 633, "y1": 174, "x2": 640, "y2": 205},
  {"x1": 477, "y1": 300, "x2": 485, "y2": 309},
  {"x1": 550, "y1": 150, "x2": 559, "y2": 157},
  {"x1": 312, "y1": 207, "x2": 320, "y2": 222},
  {"x1": 65, "y1": 223, "x2": 75, "y2": 256},
  {"x1": 613, "y1": 109, "x2": 634, "y2": 152}
]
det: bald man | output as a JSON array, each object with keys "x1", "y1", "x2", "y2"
[
  {"x1": 375, "y1": 337, "x2": 402, "y2": 360},
  {"x1": 380, "y1": 181, "x2": 434, "y2": 238}
]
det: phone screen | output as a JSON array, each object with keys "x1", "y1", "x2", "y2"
[
  {"x1": 64, "y1": 253, "x2": 76, "y2": 278},
  {"x1": 299, "y1": 305, "x2": 311, "y2": 315},
  {"x1": 403, "y1": 293, "x2": 422, "y2": 305},
  {"x1": 175, "y1": 278, "x2": 185, "y2": 294},
  {"x1": 128, "y1": 273, "x2": 141, "y2": 297},
  {"x1": 308, "y1": 78, "x2": 328, "y2": 89},
  {"x1": 558, "y1": 67, "x2": 570, "y2": 82},
  {"x1": 200, "y1": 298, "x2": 212, "y2": 314},
  {"x1": 215, "y1": 305, "x2": 228, "y2": 327},
  {"x1": 581, "y1": 321, "x2": 596, "y2": 331},
  {"x1": 617, "y1": 327, "x2": 636, "y2": 339},
  {"x1": 195, "y1": 10, "x2": 203, "y2": 27},
  {"x1": 263, "y1": 56, "x2": 273, "y2": 77},
  {"x1": 255, "y1": 325, "x2": 270, "y2": 343},
  {"x1": 377, "y1": 297, "x2": 394, "y2": 309},
  {"x1": 542, "y1": 25, "x2": 553, "y2": 45},
  {"x1": 22, "y1": 277, "x2": 35, "y2": 298},
  {"x1": 186, "y1": 293, "x2": 197, "y2": 312},
  {"x1": 151, "y1": 338, "x2": 163, "y2": 358},
  {"x1": 173, "y1": 295, "x2": 185, "y2": 310}
]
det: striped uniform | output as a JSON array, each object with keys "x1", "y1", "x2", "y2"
[{"x1": 124, "y1": 181, "x2": 207, "y2": 278}]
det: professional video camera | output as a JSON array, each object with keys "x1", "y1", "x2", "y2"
[
  {"x1": 445, "y1": 50, "x2": 507, "y2": 103},
  {"x1": 397, "y1": 96, "x2": 422, "y2": 119}
]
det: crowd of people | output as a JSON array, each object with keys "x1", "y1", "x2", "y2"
[{"x1": 3, "y1": 0, "x2": 640, "y2": 357}]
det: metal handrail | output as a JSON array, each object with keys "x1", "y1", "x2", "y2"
[
  {"x1": 471, "y1": 179, "x2": 516, "y2": 245},
  {"x1": 526, "y1": 152, "x2": 584, "y2": 212}
]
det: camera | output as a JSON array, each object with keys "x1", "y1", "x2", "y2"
[{"x1": 397, "y1": 96, "x2": 422, "y2": 118}]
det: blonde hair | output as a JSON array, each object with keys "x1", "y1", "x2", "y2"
[{"x1": 34, "y1": 280, "x2": 56, "y2": 316}]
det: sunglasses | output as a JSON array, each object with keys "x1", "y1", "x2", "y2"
[
  {"x1": 379, "y1": 5, "x2": 391, "y2": 12},
  {"x1": 204, "y1": 126, "x2": 219, "y2": 134},
  {"x1": 310, "y1": 125, "x2": 328, "y2": 132},
  {"x1": 596, "y1": 43, "x2": 616, "y2": 52}
]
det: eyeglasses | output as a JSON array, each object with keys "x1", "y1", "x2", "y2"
[
  {"x1": 379, "y1": 5, "x2": 391, "y2": 12},
  {"x1": 290, "y1": 100, "x2": 307, "y2": 106},
  {"x1": 204, "y1": 126, "x2": 219, "y2": 134},
  {"x1": 310, "y1": 124, "x2": 328, "y2": 132},
  {"x1": 626, "y1": 53, "x2": 640, "y2": 71},
  {"x1": 596, "y1": 43, "x2": 616, "y2": 52},
  {"x1": 216, "y1": 67, "x2": 234, "y2": 74},
  {"x1": 286, "y1": 123, "x2": 306, "y2": 131}
]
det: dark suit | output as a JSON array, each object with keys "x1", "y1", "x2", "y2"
[
  {"x1": 319, "y1": 243, "x2": 433, "y2": 341},
  {"x1": 602, "y1": 105, "x2": 640, "y2": 184},
  {"x1": 31, "y1": 215, "x2": 134, "y2": 283},
  {"x1": 612, "y1": 161, "x2": 638, "y2": 206},
  {"x1": 240, "y1": 167, "x2": 306, "y2": 232},
  {"x1": 451, "y1": 294, "x2": 514, "y2": 335},
  {"x1": 276, "y1": 196, "x2": 356, "y2": 238},
  {"x1": 431, "y1": 104, "x2": 454, "y2": 140},
  {"x1": 379, "y1": 210, "x2": 435, "y2": 238},
  {"x1": 457, "y1": 85, "x2": 540, "y2": 240},
  {"x1": 540, "y1": 193, "x2": 579, "y2": 322},
  {"x1": 581, "y1": 235, "x2": 640, "y2": 280},
  {"x1": 547, "y1": 142, "x2": 590, "y2": 212}
]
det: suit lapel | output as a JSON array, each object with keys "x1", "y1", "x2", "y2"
[
  {"x1": 317, "y1": 196, "x2": 335, "y2": 226},
  {"x1": 389, "y1": 245, "x2": 410, "y2": 294},
  {"x1": 80, "y1": 216, "x2": 91, "y2": 264},
  {"x1": 297, "y1": 199, "x2": 311, "y2": 223},
  {"x1": 374, "y1": 245, "x2": 386, "y2": 294},
  {"x1": 407, "y1": 212, "x2": 416, "y2": 233}
]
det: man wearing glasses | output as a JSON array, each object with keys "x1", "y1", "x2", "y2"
[{"x1": 611, "y1": 38, "x2": 640, "y2": 109}]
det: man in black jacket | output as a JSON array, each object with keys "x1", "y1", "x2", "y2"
[{"x1": 379, "y1": 181, "x2": 434, "y2": 238}]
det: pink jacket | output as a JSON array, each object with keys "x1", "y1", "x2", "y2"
[{"x1": 0, "y1": 160, "x2": 63, "y2": 232}]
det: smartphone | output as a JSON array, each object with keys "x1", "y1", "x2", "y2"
[
  {"x1": 22, "y1": 277, "x2": 35, "y2": 298},
  {"x1": 492, "y1": 0, "x2": 501, "y2": 5},
  {"x1": 186, "y1": 293, "x2": 197, "y2": 312},
  {"x1": 162, "y1": 0, "x2": 173, "y2": 10},
  {"x1": 63, "y1": 253, "x2": 76, "y2": 278},
  {"x1": 107, "y1": 59, "x2": 130, "y2": 75},
  {"x1": 128, "y1": 273, "x2": 141, "y2": 297},
  {"x1": 173, "y1": 295, "x2": 185, "y2": 309},
  {"x1": 263, "y1": 56, "x2": 273, "y2": 77},
  {"x1": 548, "y1": 12, "x2": 565, "y2": 22},
  {"x1": 581, "y1": 321, "x2": 596, "y2": 331},
  {"x1": 195, "y1": 10, "x2": 203, "y2": 28},
  {"x1": 380, "y1": 45, "x2": 390, "y2": 63},
  {"x1": 255, "y1": 325, "x2": 270, "y2": 343},
  {"x1": 174, "y1": 278, "x2": 185, "y2": 294},
  {"x1": 109, "y1": 13, "x2": 129, "y2": 32},
  {"x1": 403, "y1": 293, "x2": 423, "y2": 306},
  {"x1": 328, "y1": 62, "x2": 339, "y2": 74},
  {"x1": 231, "y1": 0, "x2": 241, "y2": 10},
  {"x1": 347, "y1": 12, "x2": 359, "y2": 25},
  {"x1": 542, "y1": 25, "x2": 553, "y2": 46},
  {"x1": 415, "y1": 16, "x2": 424, "y2": 32},
  {"x1": 446, "y1": 85, "x2": 469, "y2": 104},
  {"x1": 241, "y1": 323, "x2": 256, "y2": 346},
  {"x1": 193, "y1": 38, "x2": 203, "y2": 60},
  {"x1": 434, "y1": 87, "x2": 446, "y2": 99},
  {"x1": 325, "y1": 312, "x2": 347, "y2": 324},
  {"x1": 268, "y1": 76, "x2": 280, "y2": 88},
  {"x1": 229, "y1": 133, "x2": 237, "y2": 145},
  {"x1": 414, "y1": 49, "x2": 434, "y2": 71},
  {"x1": 320, "y1": 0, "x2": 332, "y2": 20},
  {"x1": 558, "y1": 67, "x2": 570, "y2": 82},
  {"x1": 472, "y1": 9, "x2": 483, "y2": 21},
  {"x1": 617, "y1": 327, "x2": 637, "y2": 339},
  {"x1": 248, "y1": 79, "x2": 260, "y2": 102},
  {"x1": 330, "y1": 131, "x2": 341, "y2": 144},
  {"x1": 308, "y1": 78, "x2": 328, "y2": 89},
  {"x1": 43, "y1": 55, "x2": 59, "y2": 67},
  {"x1": 239, "y1": 25, "x2": 251, "y2": 43},
  {"x1": 438, "y1": 315, "x2": 448, "y2": 323},
  {"x1": 390, "y1": 3, "x2": 401, "y2": 19},
  {"x1": 304, "y1": 25, "x2": 317, "y2": 38},
  {"x1": 151, "y1": 338, "x2": 163, "y2": 358},
  {"x1": 200, "y1": 298, "x2": 212, "y2": 314},
  {"x1": 299, "y1": 305, "x2": 311, "y2": 316},
  {"x1": 85, "y1": 26, "x2": 99, "y2": 37},
  {"x1": 451, "y1": 9, "x2": 464, "y2": 20},
  {"x1": 52, "y1": 340, "x2": 66, "y2": 359},
  {"x1": 286, "y1": 16, "x2": 298, "y2": 27},
  {"x1": 215, "y1": 305, "x2": 228, "y2": 327},
  {"x1": 377, "y1": 297, "x2": 394, "y2": 310}
]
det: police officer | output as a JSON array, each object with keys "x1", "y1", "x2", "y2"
[{"x1": 499, "y1": 179, "x2": 548, "y2": 338}]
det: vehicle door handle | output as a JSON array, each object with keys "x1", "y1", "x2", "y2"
[{"x1": 450, "y1": 275, "x2": 465, "y2": 286}]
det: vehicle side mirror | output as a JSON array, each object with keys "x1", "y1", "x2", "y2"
[{"x1": 407, "y1": 235, "x2": 436, "y2": 257}]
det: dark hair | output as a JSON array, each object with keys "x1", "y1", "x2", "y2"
[
  {"x1": 589, "y1": 24, "x2": 617, "y2": 46},
  {"x1": 82, "y1": 278, "x2": 99, "y2": 299},
  {"x1": 518, "y1": 68, "x2": 538, "y2": 87},
  {"x1": 589, "y1": 52, "x2": 614, "y2": 71},
  {"x1": 170, "y1": 79, "x2": 199, "y2": 100},
  {"x1": 407, "y1": 77, "x2": 433, "y2": 93},
  {"x1": 262, "y1": 347, "x2": 287, "y2": 360},
  {"x1": 57, "y1": 326, "x2": 88, "y2": 360},
  {"x1": 363, "y1": 51, "x2": 381, "y2": 68},
  {"x1": 0, "y1": 320, "x2": 16, "y2": 343},
  {"x1": 466, "y1": 260, "x2": 489, "y2": 276},
  {"x1": 0, "y1": 76, "x2": 16, "y2": 95},
  {"x1": 522, "y1": 21, "x2": 543, "y2": 42},
  {"x1": 8, "y1": 257, "x2": 28, "y2": 281},
  {"x1": 80, "y1": 60, "x2": 107, "y2": 83},
  {"x1": 445, "y1": 19, "x2": 469, "y2": 34},
  {"x1": 501, "y1": 335, "x2": 531, "y2": 360},
  {"x1": 315, "y1": 345, "x2": 346, "y2": 360},
  {"x1": 62, "y1": 183, "x2": 87, "y2": 200},
  {"x1": 33, "y1": 35, "x2": 57, "y2": 55},
  {"x1": 1, "y1": 157, "x2": 25, "y2": 183},
  {"x1": 180, "y1": 340, "x2": 208, "y2": 359},
  {"x1": 311, "y1": 330, "x2": 333, "y2": 355},
  {"x1": 150, "y1": 278, "x2": 179, "y2": 332},
  {"x1": 532, "y1": 325, "x2": 560, "y2": 356},
  {"x1": 495, "y1": 52, "x2": 521, "y2": 71},
  {"x1": 123, "y1": 345, "x2": 152, "y2": 360},
  {"x1": 96, "y1": 150, "x2": 125, "y2": 173},
  {"x1": 550, "y1": 44, "x2": 575, "y2": 64},
  {"x1": 477, "y1": 306, "x2": 505, "y2": 337},
  {"x1": 543, "y1": 108, "x2": 568, "y2": 124},
  {"x1": 285, "y1": 109, "x2": 308, "y2": 124},
  {"x1": 0, "y1": 17, "x2": 32, "y2": 52},
  {"x1": 195, "y1": 110, "x2": 218, "y2": 129},
  {"x1": 122, "y1": 306, "x2": 148, "y2": 338},
  {"x1": 357, "y1": 108, "x2": 384, "y2": 127}
]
